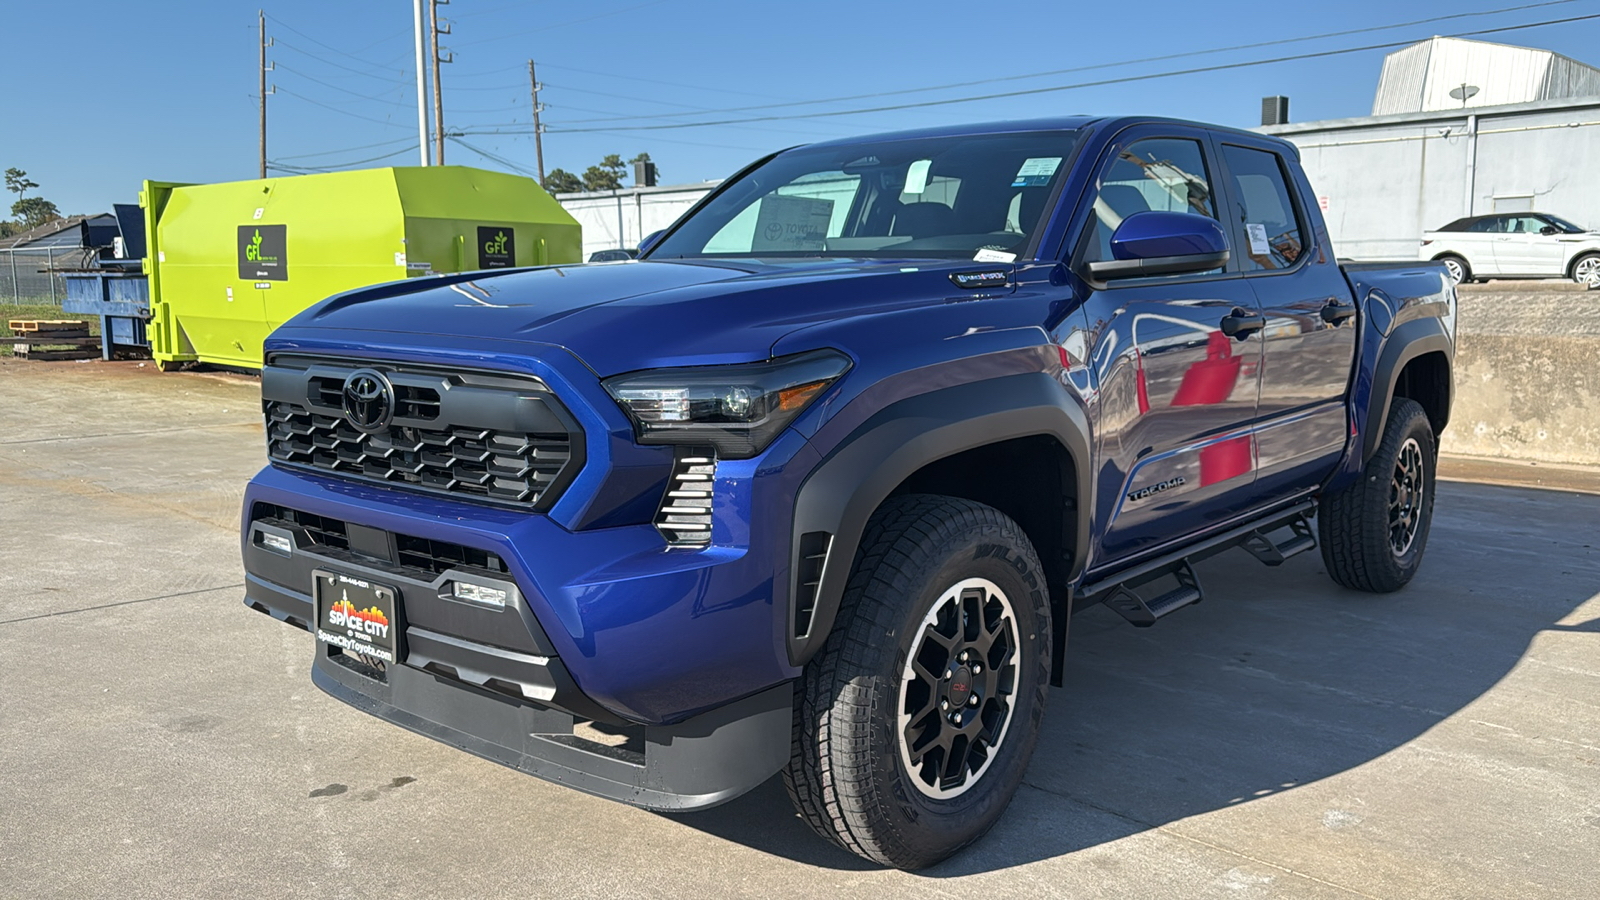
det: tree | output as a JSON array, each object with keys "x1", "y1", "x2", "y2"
[
  {"x1": 542, "y1": 168, "x2": 582, "y2": 194},
  {"x1": 582, "y1": 154, "x2": 627, "y2": 192},
  {"x1": 5, "y1": 168, "x2": 37, "y2": 200},
  {"x1": 12, "y1": 197, "x2": 60, "y2": 230}
]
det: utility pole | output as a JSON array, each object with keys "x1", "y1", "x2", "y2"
[
  {"x1": 413, "y1": 0, "x2": 430, "y2": 165},
  {"x1": 429, "y1": 0, "x2": 452, "y2": 165},
  {"x1": 528, "y1": 60, "x2": 546, "y2": 184},
  {"x1": 258, "y1": 10, "x2": 275, "y2": 179}
]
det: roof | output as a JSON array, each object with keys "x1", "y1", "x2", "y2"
[
  {"x1": 0, "y1": 214, "x2": 114, "y2": 250},
  {"x1": 1372, "y1": 36, "x2": 1600, "y2": 115},
  {"x1": 1260, "y1": 93, "x2": 1600, "y2": 136}
]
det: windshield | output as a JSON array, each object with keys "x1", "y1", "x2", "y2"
[
  {"x1": 647, "y1": 130, "x2": 1083, "y2": 261},
  {"x1": 1544, "y1": 214, "x2": 1589, "y2": 234}
]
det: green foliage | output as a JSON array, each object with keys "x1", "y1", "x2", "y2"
[
  {"x1": 542, "y1": 168, "x2": 583, "y2": 194},
  {"x1": 11, "y1": 197, "x2": 60, "y2": 230},
  {"x1": 5, "y1": 167, "x2": 38, "y2": 198}
]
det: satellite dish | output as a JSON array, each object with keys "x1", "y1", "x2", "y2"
[{"x1": 1449, "y1": 84, "x2": 1481, "y2": 102}]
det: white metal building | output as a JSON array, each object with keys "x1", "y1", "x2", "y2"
[
  {"x1": 556, "y1": 182, "x2": 718, "y2": 260},
  {"x1": 1262, "y1": 39, "x2": 1600, "y2": 260}
]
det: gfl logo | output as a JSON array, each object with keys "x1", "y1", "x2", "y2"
[{"x1": 484, "y1": 231, "x2": 508, "y2": 255}]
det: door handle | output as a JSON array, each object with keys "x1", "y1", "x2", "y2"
[
  {"x1": 1219, "y1": 308, "x2": 1265, "y2": 339},
  {"x1": 1320, "y1": 301, "x2": 1357, "y2": 325}
]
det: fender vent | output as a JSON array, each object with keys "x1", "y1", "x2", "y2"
[
  {"x1": 655, "y1": 448, "x2": 715, "y2": 545},
  {"x1": 793, "y1": 531, "x2": 832, "y2": 638}
]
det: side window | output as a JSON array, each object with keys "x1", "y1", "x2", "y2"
[
  {"x1": 1082, "y1": 137, "x2": 1217, "y2": 265},
  {"x1": 1220, "y1": 145, "x2": 1307, "y2": 272},
  {"x1": 1467, "y1": 217, "x2": 1502, "y2": 234}
]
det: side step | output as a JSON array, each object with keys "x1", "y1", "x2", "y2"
[
  {"x1": 1101, "y1": 560, "x2": 1203, "y2": 627},
  {"x1": 1239, "y1": 514, "x2": 1316, "y2": 566}
]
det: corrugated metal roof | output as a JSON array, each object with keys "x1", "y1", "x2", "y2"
[{"x1": 1372, "y1": 37, "x2": 1600, "y2": 115}]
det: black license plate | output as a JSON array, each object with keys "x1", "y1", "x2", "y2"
[{"x1": 313, "y1": 570, "x2": 399, "y2": 665}]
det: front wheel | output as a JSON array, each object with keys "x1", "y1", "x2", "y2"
[
  {"x1": 1572, "y1": 252, "x2": 1600, "y2": 287},
  {"x1": 783, "y1": 494, "x2": 1052, "y2": 869},
  {"x1": 1318, "y1": 398, "x2": 1437, "y2": 592}
]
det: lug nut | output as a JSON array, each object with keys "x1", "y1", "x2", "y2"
[
  {"x1": 968, "y1": 694, "x2": 979, "y2": 707},
  {"x1": 971, "y1": 664, "x2": 981, "y2": 674},
  {"x1": 940, "y1": 699, "x2": 950, "y2": 711}
]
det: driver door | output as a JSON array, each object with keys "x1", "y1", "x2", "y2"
[{"x1": 1073, "y1": 127, "x2": 1266, "y2": 568}]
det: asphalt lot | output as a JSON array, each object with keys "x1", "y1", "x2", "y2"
[{"x1": 2, "y1": 357, "x2": 1598, "y2": 899}]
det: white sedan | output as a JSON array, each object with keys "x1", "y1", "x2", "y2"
[{"x1": 1420, "y1": 213, "x2": 1600, "y2": 286}]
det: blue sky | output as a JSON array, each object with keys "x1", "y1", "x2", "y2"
[{"x1": 4, "y1": 0, "x2": 1600, "y2": 215}]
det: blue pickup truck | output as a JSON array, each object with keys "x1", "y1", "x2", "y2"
[{"x1": 242, "y1": 116, "x2": 1455, "y2": 868}]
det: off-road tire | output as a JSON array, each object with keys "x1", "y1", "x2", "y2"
[
  {"x1": 783, "y1": 494, "x2": 1052, "y2": 869},
  {"x1": 1318, "y1": 398, "x2": 1436, "y2": 592}
]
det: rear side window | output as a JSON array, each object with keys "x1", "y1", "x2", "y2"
[
  {"x1": 1220, "y1": 145, "x2": 1306, "y2": 272},
  {"x1": 1081, "y1": 137, "x2": 1217, "y2": 265},
  {"x1": 1466, "y1": 217, "x2": 1502, "y2": 233}
]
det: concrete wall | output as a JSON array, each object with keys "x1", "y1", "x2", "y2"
[
  {"x1": 1442, "y1": 282, "x2": 1600, "y2": 465},
  {"x1": 1263, "y1": 97, "x2": 1600, "y2": 260},
  {"x1": 556, "y1": 183, "x2": 716, "y2": 261}
]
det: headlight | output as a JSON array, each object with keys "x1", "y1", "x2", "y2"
[{"x1": 602, "y1": 349, "x2": 852, "y2": 458}]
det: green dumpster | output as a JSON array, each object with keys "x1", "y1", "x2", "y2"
[{"x1": 140, "y1": 166, "x2": 581, "y2": 369}]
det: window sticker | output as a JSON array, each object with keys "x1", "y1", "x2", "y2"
[
  {"x1": 904, "y1": 159, "x2": 932, "y2": 195},
  {"x1": 1012, "y1": 157, "x2": 1062, "y2": 187},
  {"x1": 1246, "y1": 223, "x2": 1271, "y2": 256},
  {"x1": 751, "y1": 194, "x2": 834, "y2": 252},
  {"x1": 974, "y1": 248, "x2": 1016, "y2": 263}
]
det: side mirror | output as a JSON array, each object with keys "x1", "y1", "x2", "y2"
[
  {"x1": 1086, "y1": 211, "x2": 1230, "y2": 280},
  {"x1": 1539, "y1": 224, "x2": 1560, "y2": 236},
  {"x1": 637, "y1": 229, "x2": 666, "y2": 256}
]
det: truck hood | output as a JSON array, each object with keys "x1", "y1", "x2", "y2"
[{"x1": 287, "y1": 258, "x2": 1012, "y2": 375}]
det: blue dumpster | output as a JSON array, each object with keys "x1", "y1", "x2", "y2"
[{"x1": 61, "y1": 269, "x2": 150, "y2": 360}]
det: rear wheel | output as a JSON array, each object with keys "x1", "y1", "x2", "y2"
[
  {"x1": 1437, "y1": 255, "x2": 1469, "y2": 285},
  {"x1": 1318, "y1": 399, "x2": 1436, "y2": 592},
  {"x1": 1572, "y1": 252, "x2": 1600, "y2": 287},
  {"x1": 784, "y1": 494, "x2": 1051, "y2": 869}
]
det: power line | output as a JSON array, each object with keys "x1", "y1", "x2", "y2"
[
  {"x1": 540, "y1": 11, "x2": 1600, "y2": 133},
  {"x1": 269, "y1": 143, "x2": 420, "y2": 174},
  {"x1": 276, "y1": 86, "x2": 414, "y2": 129},
  {"x1": 537, "y1": 61, "x2": 793, "y2": 102},
  {"x1": 265, "y1": 14, "x2": 410, "y2": 72},
  {"x1": 275, "y1": 62, "x2": 412, "y2": 107},
  {"x1": 557, "y1": 0, "x2": 1591, "y2": 127},
  {"x1": 275, "y1": 39, "x2": 410, "y2": 83},
  {"x1": 453, "y1": 0, "x2": 673, "y2": 47},
  {"x1": 274, "y1": 137, "x2": 418, "y2": 161}
]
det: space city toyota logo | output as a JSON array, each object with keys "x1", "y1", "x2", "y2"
[
  {"x1": 327, "y1": 598, "x2": 390, "y2": 640},
  {"x1": 341, "y1": 369, "x2": 394, "y2": 432}
]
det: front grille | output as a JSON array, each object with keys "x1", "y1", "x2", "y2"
[
  {"x1": 251, "y1": 503, "x2": 505, "y2": 577},
  {"x1": 261, "y1": 356, "x2": 583, "y2": 510},
  {"x1": 655, "y1": 448, "x2": 715, "y2": 544}
]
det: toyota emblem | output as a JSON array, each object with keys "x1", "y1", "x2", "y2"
[{"x1": 341, "y1": 369, "x2": 395, "y2": 433}]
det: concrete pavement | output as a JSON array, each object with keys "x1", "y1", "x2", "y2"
[{"x1": 2, "y1": 358, "x2": 1597, "y2": 899}]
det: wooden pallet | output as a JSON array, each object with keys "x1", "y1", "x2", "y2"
[
  {"x1": 7, "y1": 319, "x2": 90, "y2": 334},
  {"x1": 13, "y1": 345, "x2": 99, "y2": 361}
]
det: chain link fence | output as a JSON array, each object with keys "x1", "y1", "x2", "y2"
[{"x1": 0, "y1": 247, "x2": 97, "y2": 306}]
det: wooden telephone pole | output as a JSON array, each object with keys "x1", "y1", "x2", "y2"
[
  {"x1": 528, "y1": 60, "x2": 545, "y2": 184},
  {"x1": 429, "y1": 0, "x2": 451, "y2": 165},
  {"x1": 258, "y1": 10, "x2": 275, "y2": 179}
]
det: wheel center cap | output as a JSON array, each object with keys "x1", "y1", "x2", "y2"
[{"x1": 946, "y1": 665, "x2": 975, "y2": 705}]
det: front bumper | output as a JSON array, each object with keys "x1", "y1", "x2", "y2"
[{"x1": 244, "y1": 507, "x2": 794, "y2": 810}]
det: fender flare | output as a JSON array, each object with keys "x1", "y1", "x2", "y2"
[
  {"x1": 786, "y1": 373, "x2": 1092, "y2": 667},
  {"x1": 1363, "y1": 316, "x2": 1453, "y2": 463}
]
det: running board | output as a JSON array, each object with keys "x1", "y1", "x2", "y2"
[
  {"x1": 1239, "y1": 514, "x2": 1316, "y2": 566},
  {"x1": 1101, "y1": 560, "x2": 1203, "y2": 627}
]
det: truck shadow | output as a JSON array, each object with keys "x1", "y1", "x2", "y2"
[{"x1": 670, "y1": 482, "x2": 1600, "y2": 874}]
